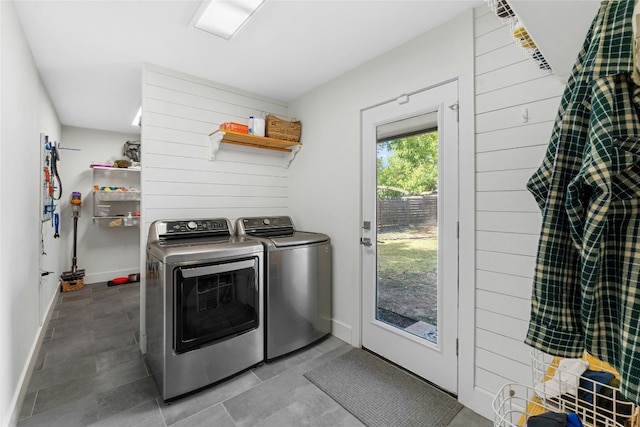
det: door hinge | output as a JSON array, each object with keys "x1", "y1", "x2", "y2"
[
  {"x1": 456, "y1": 338, "x2": 459, "y2": 356},
  {"x1": 449, "y1": 101, "x2": 459, "y2": 122},
  {"x1": 456, "y1": 221, "x2": 459, "y2": 239}
]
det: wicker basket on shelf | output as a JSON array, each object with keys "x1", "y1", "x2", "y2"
[{"x1": 265, "y1": 114, "x2": 301, "y2": 142}]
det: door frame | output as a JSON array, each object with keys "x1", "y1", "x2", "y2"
[
  {"x1": 357, "y1": 74, "x2": 476, "y2": 406},
  {"x1": 360, "y1": 79, "x2": 458, "y2": 393}
]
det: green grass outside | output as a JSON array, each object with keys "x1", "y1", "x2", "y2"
[
  {"x1": 377, "y1": 232, "x2": 438, "y2": 325},
  {"x1": 377, "y1": 238, "x2": 437, "y2": 272}
]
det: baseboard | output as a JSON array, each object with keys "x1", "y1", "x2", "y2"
[
  {"x1": 5, "y1": 289, "x2": 57, "y2": 427},
  {"x1": 471, "y1": 385, "x2": 497, "y2": 421},
  {"x1": 331, "y1": 319, "x2": 352, "y2": 345},
  {"x1": 84, "y1": 268, "x2": 139, "y2": 285}
]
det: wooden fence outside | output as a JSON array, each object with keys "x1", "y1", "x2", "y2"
[{"x1": 377, "y1": 195, "x2": 437, "y2": 231}]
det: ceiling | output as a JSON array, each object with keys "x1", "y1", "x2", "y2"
[{"x1": 13, "y1": 0, "x2": 483, "y2": 135}]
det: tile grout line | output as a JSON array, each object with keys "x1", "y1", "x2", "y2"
[
  {"x1": 218, "y1": 347, "x2": 335, "y2": 408},
  {"x1": 220, "y1": 401, "x2": 239, "y2": 427},
  {"x1": 155, "y1": 397, "x2": 169, "y2": 427},
  {"x1": 40, "y1": 352, "x2": 48, "y2": 371},
  {"x1": 27, "y1": 390, "x2": 37, "y2": 420}
]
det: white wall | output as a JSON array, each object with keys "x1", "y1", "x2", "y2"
[
  {"x1": 59, "y1": 126, "x2": 141, "y2": 284},
  {"x1": 287, "y1": 6, "x2": 477, "y2": 405},
  {"x1": 472, "y1": 3, "x2": 567, "y2": 417},
  {"x1": 141, "y1": 64, "x2": 291, "y2": 227},
  {"x1": 1, "y1": 2, "x2": 61, "y2": 426},
  {"x1": 139, "y1": 64, "x2": 291, "y2": 350}
]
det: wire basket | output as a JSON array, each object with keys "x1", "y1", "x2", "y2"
[
  {"x1": 494, "y1": 383, "x2": 558, "y2": 427},
  {"x1": 484, "y1": 0, "x2": 552, "y2": 72},
  {"x1": 530, "y1": 349, "x2": 639, "y2": 427},
  {"x1": 485, "y1": 0, "x2": 517, "y2": 24},
  {"x1": 509, "y1": 20, "x2": 551, "y2": 72}
]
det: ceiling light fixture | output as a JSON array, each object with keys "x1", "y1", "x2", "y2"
[{"x1": 193, "y1": 0, "x2": 265, "y2": 40}]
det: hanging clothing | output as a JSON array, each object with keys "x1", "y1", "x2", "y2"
[{"x1": 526, "y1": 0, "x2": 640, "y2": 404}]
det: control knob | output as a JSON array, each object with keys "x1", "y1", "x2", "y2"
[{"x1": 187, "y1": 221, "x2": 198, "y2": 230}]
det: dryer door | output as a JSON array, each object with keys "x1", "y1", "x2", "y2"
[{"x1": 174, "y1": 257, "x2": 259, "y2": 353}]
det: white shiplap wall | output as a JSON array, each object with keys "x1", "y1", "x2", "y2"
[
  {"x1": 141, "y1": 64, "x2": 291, "y2": 228},
  {"x1": 139, "y1": 64, "x2": 290, "y2": 349},
  {"x1": 473, "y1": 3, "x2": 567, "y2": 407}
]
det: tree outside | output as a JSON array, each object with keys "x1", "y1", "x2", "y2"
[{"x1": 377, "y1": 132, "x2": 438, "y2": 198}]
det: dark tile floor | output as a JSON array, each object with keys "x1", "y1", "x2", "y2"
[{"x1": 17, "y1": 281, "x2": 492, "y2": 427}]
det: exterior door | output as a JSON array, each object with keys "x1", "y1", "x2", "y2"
[{"x1": 361, "y1": 81, "x2": 459, "y2": 394}]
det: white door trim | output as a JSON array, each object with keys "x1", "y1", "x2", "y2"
[
  {"x1": 360, "y1": 79, "x2": 459, "y2": 394},
  {"x1": 456, "y1": 73, "x2": 478, "y2": 413}
]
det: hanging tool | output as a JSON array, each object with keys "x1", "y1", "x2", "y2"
[
  {"x1": 50, "y1": 142, "x2": 62, "y2": 200},
  {"x1": 61, "y1": 192, "x2": 85, "y2": 281},
  {"x1": 54, "y1": 213, "x2": 60, "y2": 238},
  {"x1": 44, "y1": 167, "x2": 53, "y2": 197}
]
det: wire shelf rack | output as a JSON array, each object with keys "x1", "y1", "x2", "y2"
[{"x1": 484, "y1": 0, "x2": 552, "y2": 72}]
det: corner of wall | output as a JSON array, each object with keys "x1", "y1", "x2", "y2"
[{"x1": 331, "y1": 320, "x2": 353, "y2": 345}]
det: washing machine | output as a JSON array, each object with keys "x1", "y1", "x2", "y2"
[
  {"x1": 145, "y1": 218, "x2": 264, "y2": 400},
  {"x1": 236, "y1": 216, "x2": 332, "y2": 360}
]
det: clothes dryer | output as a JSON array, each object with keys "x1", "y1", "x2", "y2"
[{"x1": 236, "y1": 216, "x2": 332, "y2": 360}]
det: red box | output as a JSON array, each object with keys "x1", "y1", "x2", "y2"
[{"x1": 220, "y1": 122, "x2": 249, "y2": 134}]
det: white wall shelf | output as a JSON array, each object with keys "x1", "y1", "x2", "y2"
[{"x1": 209, "y1": 129, "x2": 302, "y2": 168}]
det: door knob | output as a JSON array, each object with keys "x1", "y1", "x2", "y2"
[{"x1": 360, "y1": 237, "x2": 373, "y2": 247}]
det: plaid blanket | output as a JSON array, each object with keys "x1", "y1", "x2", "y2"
[{"x1": 526, "y1": 0, "x2": 640, "y2": 404}]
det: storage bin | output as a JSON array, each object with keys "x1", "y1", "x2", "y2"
[
  {"x1": 530, "y1": 349, "x2": 638, "y2": 427},
  {"x1": 96, "y1": 204, "x2": 110, "y2": 217},
  {"x1": 220, "y1": 122, "x2": 249, "y2": 134},
  {"x1": 61, "y1": 278, "x2": 84, "y2": 292},
  {"x1": 94, "y1": 191, "x2": 141, "y2": 202},
  {"x1": 93, "y1": 217, "x2": 139, "y2": 227},
  {"x1": 494, "y1": 351, "x2": 640, "y2": 427},
  {"x1": 265, "y1": 114, "x2": 301, "y2": 142},
  {"x1": 494, "y1": 383, "x2": 548, "y2": 427}
]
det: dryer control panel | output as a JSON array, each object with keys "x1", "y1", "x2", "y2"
[{"x1": 236, "y1": 216, "x2": 295, "y2": 237}]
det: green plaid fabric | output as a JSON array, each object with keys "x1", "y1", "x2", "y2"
[{"x1": 526, "y1": 0, "x2": 640, "y2": 404}]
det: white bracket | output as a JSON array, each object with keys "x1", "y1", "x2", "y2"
[
  {"x1": 283, "y1": 145, "x2": 301, "y2": 168},
  {"x1": 209, "y1": 131, "x2": 224, "y2": 160}
]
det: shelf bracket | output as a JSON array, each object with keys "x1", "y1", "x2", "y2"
[
  {"x1": 283, "y1": 145, "x2": 301, "y2": 168},
  {"x1": 209, "y1": 131, "x2": 224, "y2": 160}
]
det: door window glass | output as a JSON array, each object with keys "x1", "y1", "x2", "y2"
[{"x1": 376, "y1": 129, "x2": 439, "y2": 344}]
